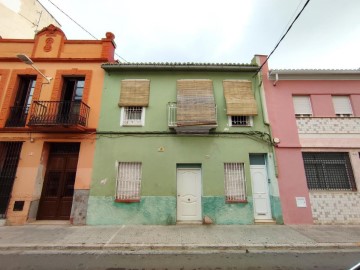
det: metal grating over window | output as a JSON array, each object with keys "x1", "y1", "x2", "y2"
[
  {"x1": 231, "y1": 116, "x2": 252, "y2": 126},
  {"x1": 122, "y1": 106, "x2": 143, "y2": 126},
  {"x1": 302, "y1": 152, "x2": 357, "y2": 191},
  {"x1": 224, "y1": 163, "x2": 246, "y2": 202},
  {"x1": 116, "y1": 162, "x2": 142, "y2": 202},
  {"x1": 0, "y1": 142, "x2": 23, "y2": 218}
]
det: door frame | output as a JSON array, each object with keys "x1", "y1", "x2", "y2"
[{"x1": 176, "y1": 165, "x2": 202, "y2": 223}]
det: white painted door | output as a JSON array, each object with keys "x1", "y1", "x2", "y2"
[
  {"x1": 250, "y1": 165, "x2": 272, "y2": 220},
  {"x1": 177, "y1": 168, "x2": 202, "y2": 222}
]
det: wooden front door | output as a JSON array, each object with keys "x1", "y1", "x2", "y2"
[{"x1": 37, "y1": 144, "x2": 80, "y2": 220}]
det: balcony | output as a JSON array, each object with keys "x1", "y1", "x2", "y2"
[
  {"x1": 167, "y1": 102, "x2": 217, "y2": 134},
  {"x1": 27, "y1": 101, "x2": 90, "y2": 128},
  {"x1": 5, "y1": 106, "x2": 29, "y2": 127}
]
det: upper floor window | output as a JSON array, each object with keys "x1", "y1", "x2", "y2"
[
  {"x1": 62, "y1": 77, "x2": 85, "y2": 102},
  {"x1": 5, "y1": 76, "x2": 36, "y2": 127},
  {"x1": 119, "y1": 79, "x2": 150, "y2": 127},
  {"x1": 120, "y1": 106, "x2": 145, "y2": 126},
  {"x1": 229, "y1": 116, "x2": 253, "y2": 127},
  {"x1": 293, "y1": 96, "x2": 312, "y2": 117},
  {"x1": 223, "y1": 80, "x2": 258, "y2": 126},
  {"x1": 332, "y1": 96, "x2": 353, "y2": 117}
]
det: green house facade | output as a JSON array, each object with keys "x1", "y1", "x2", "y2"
[{"x1": 87, "y1": 62, "x2": 283, "y2": 225}]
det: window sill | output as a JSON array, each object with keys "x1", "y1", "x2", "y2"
[
  {"x1": 114, "y1": 199, "x2": 140, "y2": 203},
  {"x1": 226, "y1": 199, "x2": 248, "y2": 204}
]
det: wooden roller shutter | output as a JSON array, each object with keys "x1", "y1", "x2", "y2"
[
  {"x1": 176, "y1": 79, "x2": 216, "y2": 126},
  {"x1": 119, "y1": 79, "x2": 150, "y2": 107},
  {"x1": 223, "y1": 80, "x2": 258, "y2": 116}
]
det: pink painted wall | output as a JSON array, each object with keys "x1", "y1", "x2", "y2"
[
  {"x1": 257, "y1": 55, "x2": 313, "y2": 224},
  {"x1": 257, "y1": 54, "x2": 360, "y2": 224},
  {"x1": 351, "y1": 94, "x2": 360, "y2": 116},
  {"x1": 311, "y1": 95, "x2": 335, "y2": 117}
]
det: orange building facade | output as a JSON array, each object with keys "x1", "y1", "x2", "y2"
[{"x1": 0, "y1": 25, "x2": 115, "y2": 225}]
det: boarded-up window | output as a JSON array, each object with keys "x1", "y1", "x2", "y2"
[
  {"x1": 119, "y1": 80, "x2": 150, "y2": 107},
  {"x1": 176, "y1": 79, "x2": 217, "y2": 126},
  {"x1": 223, "y1": 80, "x2": 257, "y2": 116},
  {"x1": 115, "y1": 162, "x2": 142, "y2": 202}
]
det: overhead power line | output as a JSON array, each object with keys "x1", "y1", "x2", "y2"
[
  {"x1": 254, "y1": 0, "x2": 311, "y2": 75},
  {"x1": 45, "y1": 0, "x2": 128, "y2": 62}
]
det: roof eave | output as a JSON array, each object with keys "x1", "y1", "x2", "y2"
[
  {"x1": 268, "y1": 69, "x2": 360, "y2": 80},
  {"x1": 102, "y1": 64, "x2": 259, "y2": 72}
]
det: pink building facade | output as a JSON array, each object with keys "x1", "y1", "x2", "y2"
[{"x1": 256, "y1": 55, "x2": 360, "y2": 224}]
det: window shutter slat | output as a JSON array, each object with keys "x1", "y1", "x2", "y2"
[{"x1": 223, "y1": 80, "x2": 258, "y2": 116}]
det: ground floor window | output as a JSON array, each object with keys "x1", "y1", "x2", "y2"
[
  {"x1": 116, "y1": 162, "x2": 142, "y2": 202},
  {"x1": 224, "y1": 163, "x2": 246, "y2": 202},
  {"x1": 302, "y1": 152, "x2": 356, "y2": 191}
]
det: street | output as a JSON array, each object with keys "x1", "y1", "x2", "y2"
[{"x1": 0, "y1": 250, "x2": 359, "y2": 270}]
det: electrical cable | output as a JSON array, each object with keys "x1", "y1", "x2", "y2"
[
  {"x1": 44, "y1": 0, "x2": 128, "y2": 62},
  {"x1": 254, "y1": 0, "x2": 311, "y2": 76}
]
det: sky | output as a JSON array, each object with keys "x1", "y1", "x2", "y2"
[{"x1": 30, "y1": 0, "x2": 360, "y2": 69}]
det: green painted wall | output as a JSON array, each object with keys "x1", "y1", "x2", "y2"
[
  {"x1": 98, "y1": 71, "x2": 268, "y2": 133},
  {"x1": 87, "y1": 69, "x2": 283, "y2": 225}
]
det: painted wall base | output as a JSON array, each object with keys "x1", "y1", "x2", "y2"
[
  {"x1": 87, "y1": 195, "x2": 282, "y2": 225},
  {"x1": 71, "y1": 189, "x2": 90, "y2": 225}
]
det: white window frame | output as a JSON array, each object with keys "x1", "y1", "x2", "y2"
[
  {"x1": 115, "y1": 161, "x2": 142, "y2": 202},
  {"x1": 228, "y1": 116, "x2": 253, "y2": 127},
  {"x1": 224, "y1": 163, "x2": 247, "y2": 202},
  {"x1": 293, "y1": 96, "x2": 313, "y2": 117},
  {"x1": 332, "y1": 96, "x2": 353, "y2": 117},
  {"x1": 120, "y1": 106, "x2": 146, "y2": 126}
]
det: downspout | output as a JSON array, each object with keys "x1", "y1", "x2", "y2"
[{"x1": 273, "y1": 73, "x2": 279, "y2": 86}]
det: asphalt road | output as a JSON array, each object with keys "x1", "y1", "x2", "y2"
[{"x1": 0, "y1": 250, "x2": 359, "y2": 270}]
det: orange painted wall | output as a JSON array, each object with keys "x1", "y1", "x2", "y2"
[{"x1": 0, "y1": 24, "x2": 115, "y2": 225}]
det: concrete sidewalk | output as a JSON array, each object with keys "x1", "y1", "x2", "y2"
[{"x1": 0, "y1": 224, "x2": 359, "y2": 252}]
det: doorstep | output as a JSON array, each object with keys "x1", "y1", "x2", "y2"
[{"x1": 26, "y1": 220, "x2": 71, "y2": 225}]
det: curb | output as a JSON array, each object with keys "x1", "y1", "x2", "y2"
[{"x1": 0, "y1": 243, "x2": 359, "y2": 253}]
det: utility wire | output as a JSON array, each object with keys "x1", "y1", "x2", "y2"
[
  {"x1": 45, "y1": 0, "x2": 128, "y2": 62},
  {"x1": 254, "y1": 0, "x2": 311, "y2": 76}
]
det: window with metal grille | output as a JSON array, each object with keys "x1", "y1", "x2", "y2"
[
  {"x1": 224, "y1": 163, "x2": 247, "y2": 202},
  {"x1": 229, "y1": 116, "x2": 253, "y2": 127},
  {"x1": 0, "y1": 142, "x2": 23, "y2": 218},
  {"x1": 120, "y1": 106, "x2": 145, "y2": 126},
  {"x1": 116, "y1": 162, "x2": 142, "y2": 202},
  {"x1": 332, "y1": 96, "x2": 353, "y2": 117},
  {"x1": 293, "y1": 96, "x2": 312, "y2": 117},
  {"x1": 302, "y1": 152, "x2": 356, "y2": 191}
]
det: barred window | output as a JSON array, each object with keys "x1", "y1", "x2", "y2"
[
  {"x1": 224, "y1": 163, "x2": 247, "y2": 202},
  {"x1": 116, "y1": 162, "x2": 142, "y2": 202},
  {"x1": 302, "y1": 152, "x2": 356, "y2": 191},
  {"x1": 229, "y1": 116, "x2": 253, "y2": 127},
  {"x1": 120, "y1": 106, "x2": 145, "y2": 126}
]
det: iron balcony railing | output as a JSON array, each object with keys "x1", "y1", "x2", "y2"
[
  {"x1": 5, "y1": 106, "x2": 29, "y2": 127},
  {"x1": 167, "y1": 102, "x2": 217, "y2": 127},
  {"x1": 28, "y1": 101, "x2": 90, "y2": 127}
]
